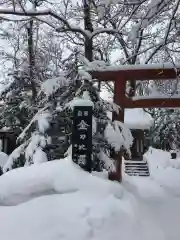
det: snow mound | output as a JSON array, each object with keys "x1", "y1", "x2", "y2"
[
  {"x1": 145, "y1": 148, "x2": 180, "y2": 196},
  {"x1": 0, "y1": 192, "x2": 128, "y2": 240},
  {"x1": 145, "y1": 147, "x2": 180, "y2": 170},
  {"x1": 1, "y1": 149, "x2": 180, "y2": 240},
  {"x1": 124, "y1": 108, "x2": 154, "y2": 130},
  {"x1": 0, "y1": 157, "x2": 122, "y2": 206}
]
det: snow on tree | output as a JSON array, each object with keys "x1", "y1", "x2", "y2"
[
  {"x1": 3, "y1": 70, "x2": 76, "y2": 171},
  {"x1": 150, "y1": 108, "x2": 180, "y2": 151},
  {"x1": 0, "y1": 0, "x2": 179, "y2": 105},
  {"x1": 0, "y1": 0, "x2": 177, "y2": 68},
  {"x1": 63, "y1": 66, "x2": 133, "y2": 172},
  {"x1": 0, "y1": 71, "x2": 36, "y2": 135},
  {"x1": 4, "y1": 62, "x2": 133, "y2": 173},
  {"x1": 3, "y1": 107, "x2": 52, "y2": 171}
]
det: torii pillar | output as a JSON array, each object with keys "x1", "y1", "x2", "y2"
[{"x1": 110, "y1": 79, "x2": 126, "y2": 182}]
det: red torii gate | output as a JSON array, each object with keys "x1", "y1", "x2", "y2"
[{"x1": 91, "y1": 63, "x2": 180, "y2": 182}]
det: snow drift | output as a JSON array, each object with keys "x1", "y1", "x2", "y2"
[
  {"x1": 0, "y1": 149, "x2": 180, "y2": 240},
  {"x1": 144, "y1": 147, "x2": 180, "y2": 196},
  {"x1": 0, "y1": 157, "x2": 122, "y2": 206}
]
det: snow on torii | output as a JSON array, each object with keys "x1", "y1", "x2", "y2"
[
  {"x1": 124, "y1": 108, "x2": 154, "y2": 130},
  {"x1": 100, "y1": 87, "x2": 154, "y2": 130}
]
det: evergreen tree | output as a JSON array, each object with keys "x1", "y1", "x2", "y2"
[
  {"x1": 0, "y1": 70, "x2": 36, "y2": 134},
  {"x1": 150, "y1": 109, "x2": 180, "y2": 151},
  {"x1": 3, "y1": 64, "x2": 133, "y2": 172},
  {"x1": 3, "y1": 72, "x2": 75, "y2": 171}
]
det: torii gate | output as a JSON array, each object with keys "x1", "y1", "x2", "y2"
[{"x1": 91, "y1": 63, "x2": 180, "y2": 182}]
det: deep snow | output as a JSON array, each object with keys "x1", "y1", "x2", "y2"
[
  {"x1": 0, "y1": 150, "x2": 180, "y2": 240},
  {"x1": 124, "y1": 108, "x2": 154, "y2": 130}
]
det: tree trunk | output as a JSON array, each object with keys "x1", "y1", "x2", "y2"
[
  {"x1": 83, "y1": 0, "x2": 93, "y2": 61},
  {"x1": 27, "y1": 19, "x2": 37, "y2": 99}
]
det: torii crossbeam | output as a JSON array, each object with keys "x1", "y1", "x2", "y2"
[{"x1": 91, "y1": 63, "x2": 180, "y2": 122}]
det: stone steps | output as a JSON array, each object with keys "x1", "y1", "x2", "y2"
[{"x1": 124, "y1": 159, "x2": 150, "y2": 177}]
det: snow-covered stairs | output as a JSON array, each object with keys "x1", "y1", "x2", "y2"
[{"x1": 124, "y1": 159, "x2": 150, "y2": 176}]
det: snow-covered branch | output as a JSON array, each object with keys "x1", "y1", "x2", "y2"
[
  {"x1": 124, "y1": 37, "x2": 176, "y2": 64},
  {"x1": 164, "y1": 0, "x2": 180, "y2": 45},
  {"x1": 0, "y1": 8, "x2": 130, "y2": 42},
  {"x1": 0, "y1": 8, "x2": 89, "y2": 37},
  {"x1": 91, "y1": 28, "x2": 122, "y2": 39}
]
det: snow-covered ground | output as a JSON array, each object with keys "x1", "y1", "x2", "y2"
[{"x1": 0, "y1": 149, "x2": 180, "y2": 240}]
